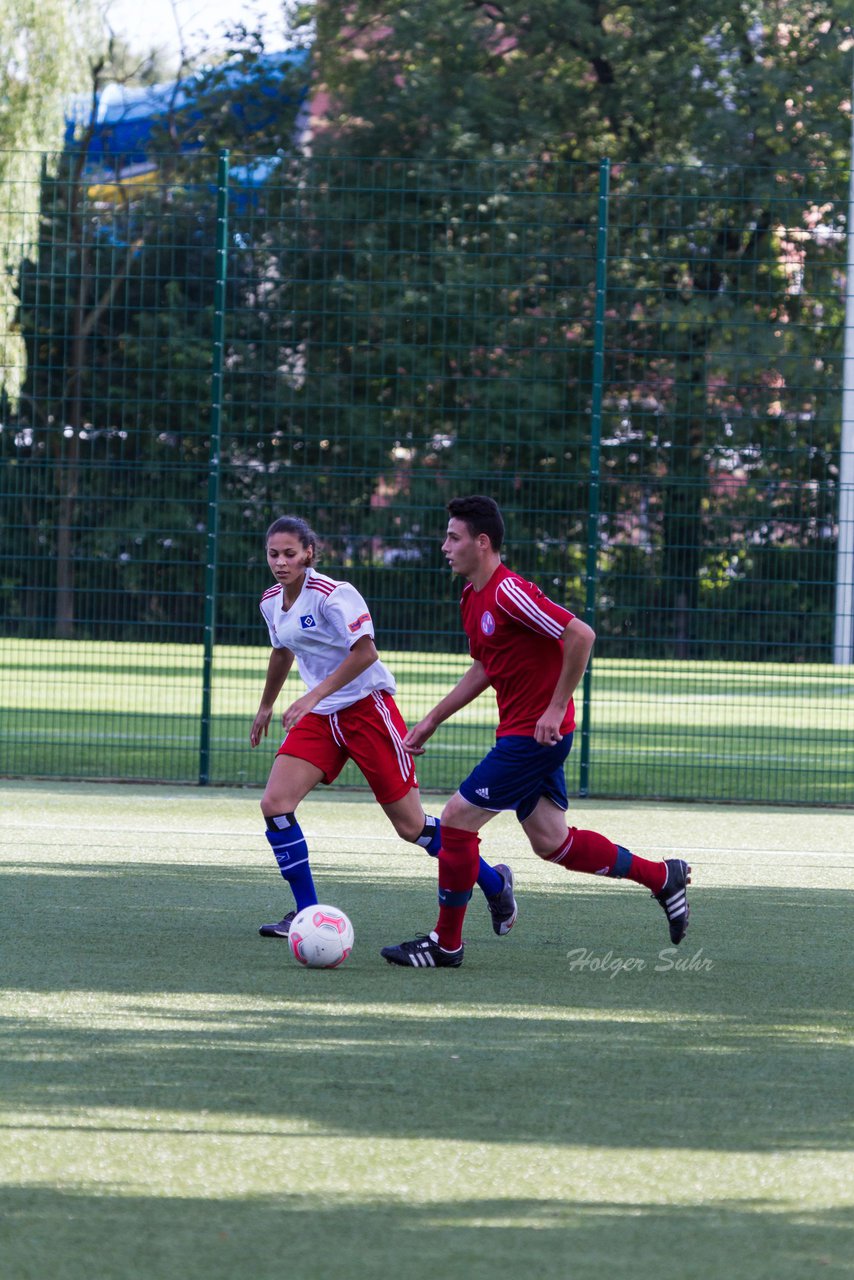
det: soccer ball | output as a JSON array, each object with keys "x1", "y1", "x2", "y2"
[{"x1": 288, "y1": 904, "x2": 354, "y2": 969}]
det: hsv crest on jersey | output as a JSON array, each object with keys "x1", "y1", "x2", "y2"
[
  {"x1": 299, "y1": 614, "x2": 316, "y2": 629},
  {"x1": 480, "y1": 610, "x2": 496, "y2": 635},
  {"x1": 348, "y1": 611, "x2": 371, "y2": 633}
]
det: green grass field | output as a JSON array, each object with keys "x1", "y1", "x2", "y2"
[
  {"x1": 1, "y1": 639, "x2": 853, "y2": 803},
  {"x1": 1, "y1": 781, "x2": 852, "y2": 1279}
]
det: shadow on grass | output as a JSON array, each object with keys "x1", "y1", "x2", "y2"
[
  {"x1": 2, "y1": 862, "x2": 852, "y2": 1155},
  {"x1": 0, "y1": 1186, "x2": 849, "y2": 1280}
]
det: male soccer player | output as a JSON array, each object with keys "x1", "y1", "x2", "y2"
[{"x1": 381, "y1": 495, "x2": 691, "y2": 968}]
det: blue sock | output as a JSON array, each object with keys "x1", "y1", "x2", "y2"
[
  {"x1": 265, "y1": 812, "x2": 317, "y2": 913},
  {"x1": 417, "y1": 816, "x2": 503, "y2": 897},
  {"x1": 475, "y1": 858, "x2": 503, "y2": 897}
]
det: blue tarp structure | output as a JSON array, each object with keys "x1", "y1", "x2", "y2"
[{"x1": 64, "y1": 49, "x2": 310, "y2": 183}]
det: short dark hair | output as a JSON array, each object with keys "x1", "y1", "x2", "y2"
[
  {"x1": 265, "y1": 515, "x2": 318, "y2": 559},
  {"x1": 447, "y1": 495, "x2": 504, "y2": 550}
]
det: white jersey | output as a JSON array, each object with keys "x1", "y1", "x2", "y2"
[{"x1": 258, "y1": 567, "x2": 396, "y2": 715}]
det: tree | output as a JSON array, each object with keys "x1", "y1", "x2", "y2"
[
  {"x1": 312, "y1": 2, "x2": 851, "y2": 168},
  {"x1": 5, "y1": 1, "x2": 851, "y2": 659},
  {"x1": 0, "y1": 0, "x2": 101, "y2": 404},
  {"x1": 303, "y1": 1, "x2": 852, "y2": 656},
  {"x1": 6, "y1": 19, "x2": 313, "y2": 640}
]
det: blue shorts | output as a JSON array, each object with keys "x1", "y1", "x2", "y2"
[{"x1": 458, "y1": 734, "x2": 574, "y2": 823}]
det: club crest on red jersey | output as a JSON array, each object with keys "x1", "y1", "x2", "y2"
[{"x1": 480, "y1": 611, "x2": 496, "y2": 635}]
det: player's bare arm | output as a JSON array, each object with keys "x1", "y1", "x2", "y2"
[
  {"x1": 250, "y1": 646, "x2": 296, "y2": 746},
  {"x1": 280, "y1": 634, "x2": 379, "y2": 732},
  {"x1": 404, "y1": 660, "x2": 492, "y2": 754},
  {"x1": 533, "y1": 618, "x2": 596, "y2": 746}
]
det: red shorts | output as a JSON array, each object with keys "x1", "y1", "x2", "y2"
[{"x1": 276, "y1": 689, "x2": 417, "y2": 805}]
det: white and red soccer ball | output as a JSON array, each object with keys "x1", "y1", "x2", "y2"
[{"x1": 288, "y1": 904, "x2": 354, "y2": 968}]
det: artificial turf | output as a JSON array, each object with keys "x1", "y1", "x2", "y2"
[{"x1": 1, "y1": 782, "x2": 852, "y2": 1279}]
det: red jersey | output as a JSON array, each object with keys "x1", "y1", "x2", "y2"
[{"x1": 460, "y1": 564, "x2": 576, "y2": 738}]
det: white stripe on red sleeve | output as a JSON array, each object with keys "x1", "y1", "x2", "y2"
[{"x1": 496, "y1": 578, "x2": 568, "y2": 638}]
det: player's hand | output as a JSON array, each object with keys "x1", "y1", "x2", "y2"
[
  {"x1": 403, "y1": 717, "x2": 436, "y2": 755},
  {"x1": 534, "y1": 710, "x2": 564, "y2": 747},
  {"x1": 250, "y1": 707, "x2": 273, "y2": 748},
  {"x1": 281, "y1": 693, "x2": 317, "y2": 733}
]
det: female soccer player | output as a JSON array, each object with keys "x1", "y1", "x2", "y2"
[
  {"x1": 381, "y1": 495, "x2": 691, "y2": 968},
  {"x1": 249, "y1": 514, "x2": 515, "y2": 938}
]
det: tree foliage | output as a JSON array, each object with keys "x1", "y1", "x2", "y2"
[
  {"x1": 302, "y1": 1, "x2": 852, "y2": 654},
  {"x1": 2, "y1": 2, "x2": 852, "y2": 657},
  {"x1": 313, "y1": 2, "x2": 852, "y2": 167},
  {"x1": 0, "y1": 0, "x2": 102, "y2": 402}
]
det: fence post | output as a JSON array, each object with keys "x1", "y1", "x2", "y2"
[
  {"x1": 199, "y1": 149, "x2": 230, "y2": 785},
  {"x1": 579, "y1": 157, "x2": 610, "y2": 797},
  {"x1": 834, "y1": 76, "x2": 854, "y2": 663}
]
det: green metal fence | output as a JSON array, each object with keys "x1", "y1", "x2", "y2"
[{"x1": 1, "y1": 150, "x2": 852, "y2": 803}]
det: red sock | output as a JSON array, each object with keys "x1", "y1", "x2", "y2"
[
  {"x1": 435, "y1": 826, "x2": 480, "y2": 951},
  {"x1": 545, "y1": 827, "x2": 666, "y2": 893}
]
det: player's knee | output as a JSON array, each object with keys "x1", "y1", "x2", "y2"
[
  {"x1": 530, "y1": 825, "x2": 576, "y2": 860},
  {"x1": 261, "y1": 791, "x2": 294, "y2": 820},
  {"x1": 392, "y1": 813, "x2": 424, "y2": 843},
  {"x1": 531, "y1": 840, "x2": 555, "y2": 859},
  {"x1": 440, "y1": 792, "x2": 471, "y2": 827}
]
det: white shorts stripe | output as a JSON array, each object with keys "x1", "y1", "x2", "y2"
[
  {"x1": 371, "y1": 690, "x2": 411, "y2": 783},
  {"x1": 330, "y1": 712, "x2": 347, "y2": 749}
]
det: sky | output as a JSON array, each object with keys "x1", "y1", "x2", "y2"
[{"x1": 103, "y1": 0, "x2": 291, "y2": 59}]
